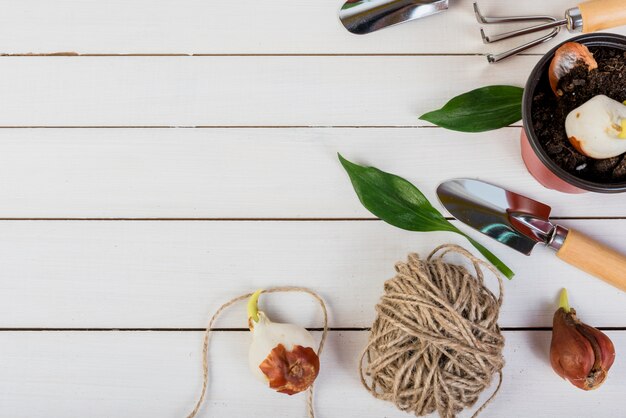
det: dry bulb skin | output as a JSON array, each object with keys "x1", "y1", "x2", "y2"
[
  {"x1": 550, "y1": 289, "x2": 615, "y2": 390},
  {"x1": 247, "y1": 290, "x2": 320, "y2": 395},
  {"x1": 548, "y1": 42, "x2": 598, "y2": 96}
]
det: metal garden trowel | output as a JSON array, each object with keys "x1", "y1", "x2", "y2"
[
  {"x1": 339, "y1": 0, "x2": 449, "y2": 34},
  {"x1": 437, "y1": 179, "x2": 626, "y2": 292}
]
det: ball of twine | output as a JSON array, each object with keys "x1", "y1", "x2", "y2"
[{"x1": 359, "y1": 244, "x2": 505, "y2": 418}]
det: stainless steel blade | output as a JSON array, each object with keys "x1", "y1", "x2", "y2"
[
  {"x1": 436, "y1": 179, "x2": 553, "y2": 255},
  {"x1": 339, "y1": 0, "x2": 449, "y2": 34}
]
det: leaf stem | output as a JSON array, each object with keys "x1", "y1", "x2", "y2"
[{"x1": 453, "y1": 226, "x2": 514, "y2": 279}]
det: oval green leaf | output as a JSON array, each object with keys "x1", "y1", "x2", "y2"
[{"x1": 420, "y1": 85, "x2": 523, "y2": 132}]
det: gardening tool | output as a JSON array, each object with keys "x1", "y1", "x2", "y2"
[
  {"x1": 475, "y1": 0, "x2": 626, "y2": 62},
  {"x1": 339, "y1": 0, "x2": 449, "y2": 34},
  {"x1": 437, "y1": 178, "x2": 626, "y2": 291}
]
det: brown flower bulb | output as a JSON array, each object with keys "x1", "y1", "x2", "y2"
[
  {"x1": 548, "y1": 42, "x2": 597, "y2": 96},
  {"x1": 550, "y1": 289, "x2": 615, "y2": 390}
]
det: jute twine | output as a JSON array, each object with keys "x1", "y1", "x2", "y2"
[
  {"x1": 359, "y1": 245, "x2": 505, "y2": 418},
  {"x1": 186, "y1": 286, "x2": 328, "y2": 418}
]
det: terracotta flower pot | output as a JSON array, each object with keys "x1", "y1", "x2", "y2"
[{"x1": 521, "y1": 33, "x2": 626, "y2": 194}]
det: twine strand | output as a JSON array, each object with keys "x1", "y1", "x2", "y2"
[
  {"x1": 359, "y1": 245, "x2": 505, "y2": 418},
  {"x1": 187, "y1": 286, "x2": 328, "y2": 418}
]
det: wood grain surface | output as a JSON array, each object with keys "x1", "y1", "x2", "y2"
[
  {"x1": 1, "y1": 331, "x2": 625, "y2": 418},
  {"x1": 1, "y1": 0, "x2": 624, "y2": 417}
]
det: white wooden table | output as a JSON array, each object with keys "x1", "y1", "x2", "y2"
[{"x1": 1, "y1": 1, "x2": 625, "y2": 417}]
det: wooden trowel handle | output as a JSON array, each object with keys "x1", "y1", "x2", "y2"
[
  {"x1": 578, "y1": 0, "x2": 626, "y2": 33},
  {"x1": 557, "y1": 228, "x2": 626, "y2": 292}
]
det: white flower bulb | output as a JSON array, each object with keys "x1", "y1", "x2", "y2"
[
  {"x1": 247, "y1": 290, "x2": 320, "y2": 395},
  {"x1": 565, "y1": 95, "x2": 626, "y2": 159}
]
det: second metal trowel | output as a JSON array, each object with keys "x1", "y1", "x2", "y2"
[
  {"x1": 437, "y1": 179, "x2": 626, "y2": 292},
  {"x1": 339, "y1": 0, "x2": 449, "y2": 34}
]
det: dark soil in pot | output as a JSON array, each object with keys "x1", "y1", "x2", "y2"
[{"x1": 531, "y1": 46, "x2": 626, "y2": 183}]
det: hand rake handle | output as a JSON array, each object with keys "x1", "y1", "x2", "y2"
[
  {"x1": 579, "y1": 0, "x2": 626, "y2": 33},
  {"x1": 557, "y1": 228, "x2": 626, "y2": 292}
]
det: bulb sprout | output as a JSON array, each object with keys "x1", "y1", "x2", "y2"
[
  {"x1": 559, "y1": 288, "x2": 570, "y2": 313},
  {"x1": 247, "y1": 289, "x2": 263, "y2": 325}
]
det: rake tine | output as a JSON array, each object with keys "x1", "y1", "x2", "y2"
[
  {"x1": 472, "y1": 2, "x2": 566, "y2": 63},
  {"x1": 486, "y1": 27, "x2": 561, "y2": 63}
]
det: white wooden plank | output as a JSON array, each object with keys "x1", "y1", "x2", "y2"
[
  {"x1": 1, "y1": 0, "x2": 625, "y2": 54},
  {"x1": 0, "y1": 56, "x2": 534, "y2": 126},
  {"x1": 0, "y1": 128, "x2": 624, "y2": 218},
  {"x1": 0, "y1": 330, "x2": 624, "y2": 417},
  {"x1": 1, "y1": 220, "x2": 625, "y2": 328}
]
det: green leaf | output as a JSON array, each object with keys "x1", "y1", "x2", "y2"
[
  {"x1": 341, "y1": 1, "x2": 363, "y2": 10},
  {"x1": 420, "y1": 85, "x2": 523, "y2": 132},
  {"x1": 338, "y1": 154, "x2": 514, "y2": 279},
  {"x1": 338, "y1": 154, "x2": 454, "y2": 233}
]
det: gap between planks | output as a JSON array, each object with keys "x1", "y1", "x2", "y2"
[
  {"x1": 2, "y1": 327, "x2": 626, "y2": 332},
  {"x1": 0, "y1": 125, "x2": 522, "y2": 129},
  {"x1": 0, "y1": 53, "x2": 544, "y2": 57},
  {"x1": 0, "y1": 217, "x2": 623, "y2": 221}
]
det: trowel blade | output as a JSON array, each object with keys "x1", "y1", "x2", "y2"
[
  {"x1": 339, "y1": 0, "x2": 449, "y2": 34},
  {"x1": 436, "y1": 179, "x2": 553, "y2": 255}
]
